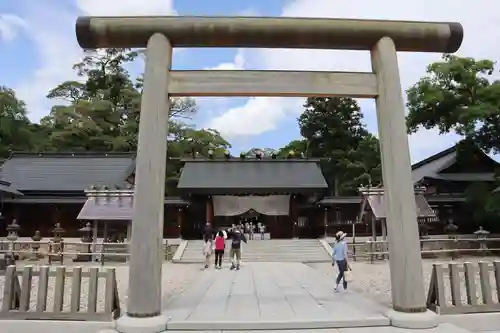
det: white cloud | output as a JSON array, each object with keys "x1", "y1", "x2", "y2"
[
  {"x1": 76, "y1": 0, "x2": 177, "y2": 16},
  {"x1": 14, "y1": 0, "x2": 176, "y2": 121},
  {"x1": 0, "y1": 14, "x2": 26, "y2": 42},
  {"x1": 208, "y1": 97, "x2": 300, "y2": 136},
  {"x1": 206, "y1": 0, "x2": 500, "y2": 161},
  {"x1": 207, "y1": 50, "x2": 245, "y2": 71}
]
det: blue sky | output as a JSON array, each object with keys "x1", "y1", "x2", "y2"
[{"x1": 1, "y1": 0, "x2": 499, "y2": 162}]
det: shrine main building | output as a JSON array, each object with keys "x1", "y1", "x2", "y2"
[{"x1": 0, "y1": 143, "x2": 498, "y2": 239}]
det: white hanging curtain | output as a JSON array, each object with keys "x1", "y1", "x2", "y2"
[{"x1": 212, "y1": 195, "x2": 290, "y2": 216}]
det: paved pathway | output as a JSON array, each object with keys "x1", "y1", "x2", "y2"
[{"x1": 162, "y1": 262, "x2": 390, "y2": 331}]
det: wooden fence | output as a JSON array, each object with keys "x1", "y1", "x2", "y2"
[
  {"x1": 0, "y1": 240, "x2": 178, "y2": 264},
  {"x1": 348, "y1": 238, "x2": 500, "y2": 262},
  {"x1": 0, "y1": 265, "x2": 120, "y2": 321},
  {"x1": 427, "y1": 261, "x2": 500, "y2": 314}
]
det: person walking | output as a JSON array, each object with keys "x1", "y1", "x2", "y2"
[
  {"x1": 332, "y1": 231, "x2": 350, "y2": 291},
  {"x1": 228, "y1": 229, "x2": 247, "y2": 270},
  {"x1": 259, "y1": 223, "x2": 265, "y2": 240},
  {"x1": 202, "y1": 238, "x2": 213, "y2": 269},
  {"x1": 203, "y1": 222, "x2": 213, "y2": 242},
  {"x1": 249, "y1": 222, "x2": 254, "y2": 240},
  {"x1": 214, "y1": 231, "x2": 226, "y2": 269}
]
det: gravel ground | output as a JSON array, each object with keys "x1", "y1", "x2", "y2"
[
  {"x1": 0, "y1": 262, "x2": 200, "y2": 313},
  {"x1": 309, "y1": 256, "x2": 500, "y2": 307}
]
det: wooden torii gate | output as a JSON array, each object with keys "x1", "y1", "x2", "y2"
[{"x1": 75, "y1": 16, "x2": 463, "y2": 332}]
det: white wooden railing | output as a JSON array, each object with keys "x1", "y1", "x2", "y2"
[{"x1": 427, "y1": 261, "x2": 500, "y2": 314}]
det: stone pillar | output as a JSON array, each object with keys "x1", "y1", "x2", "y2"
[
  {"x1": 126, "y1": 221, "x2": 132, "y2": 242},
  {"x1": 116, "y1": 33, "x2": 172, "y2": 333},
  {"x1": 381, "y1": 219, "x2": 388, "y2": 258},
  {"x1": 371, "y1": 215, "x2": 377, "y2": 242},
  {"x1": 371, "y1": 37, "x2": 437, "y2": 329},
  {"x1": 92, "y1": 220, "x2": 98, "y2": 262}
]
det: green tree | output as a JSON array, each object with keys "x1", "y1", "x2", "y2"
[
  {"x1": 164, "y1": 126, "x2": 232, "y2": 194},
  {"x1": 406, "y1": 55, "x2": 500, "y2": 153},
  {"x1": 245, "y1": 148, "x2": 278, "y2": 157},
  {"x1": 42, "y1": 48, "x2": 197, "y2": 152},
  {"x1": 297, "y1": 97, "x2": 381, "y2": 195},
  {"x1": 464, "y1": 181, "x2": 500, "y2": 231},
  {"x1": 176, "y1": 127, "x2": 231, "y2": 157},
  {"x1": 278, "y1": 140, "x2": 308, "y2": 157},
  {"x1": 0, "y1": 86, "x2": 37, "y2": 157}
]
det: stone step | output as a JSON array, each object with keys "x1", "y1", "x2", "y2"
[
  {"x1": 178, "y1": 239, "x2": 332, "y2": 263},
  {"x1": 181, "y1": 254, "x2": 331, "y2": 260},
  {"x1": 183, "y1": 250, "x2": 328, "y2": 254},
  {"x1": 183, "y1": 248, "x2": 328, "y2": 253},
  {"x1": 182, "y1": 256, "x2": 330, "y2": 261},
  {"x1": 180, "y1": 257, "x2": 331, "y2": 262}
]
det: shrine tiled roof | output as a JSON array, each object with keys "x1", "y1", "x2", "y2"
[
  {"x1": 177, "y1": 159, "x2": 328, "y2": 194},
  {"x1": 0, "y1": 152, "x2": 135, "y2": 192}
]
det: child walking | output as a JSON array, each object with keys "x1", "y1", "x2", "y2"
[
  {"x1": 202, "y1": 238, "x2": 213, "y2": 269},
  {"x1": 214, "y1": 231, "x2": 225, "y2": 269}
]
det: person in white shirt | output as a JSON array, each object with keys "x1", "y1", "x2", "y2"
[{"x1": 202, "y1": 238, "x2": 213, "y2": 269}]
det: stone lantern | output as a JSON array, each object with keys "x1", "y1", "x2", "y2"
[
  {"x1": 6, "y1": 219, "x2": 20, "y2": 262},
  {"x1": 50, "y1": 223, "x2": 65, "y2": 263},
  {"x1": 474, "y1": 226, "x2": 490, "y2": 252},
  {"x1": 418, "y1": 222, "x2": 430, "y2": 251},
  {"x1": 51, "y1": 222, "x2": 65, "y2": 243},
  {"x1": 444, "y1": 222, "x2": 459, "y2": 259},
  {"x1": 74, "y1": 222, "x2": 93, "y2": 262},
  {"x1": 31, "y1": 230, "x2": 42, "y2": 260}
]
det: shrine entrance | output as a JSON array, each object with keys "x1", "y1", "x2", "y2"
[{"x1": 211, "y1": 195, "x2": 291, "y2": 239}]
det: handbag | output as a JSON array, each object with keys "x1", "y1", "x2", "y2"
[{"x1": 344, "y1": 268, "x2": 353, "y2": 280}]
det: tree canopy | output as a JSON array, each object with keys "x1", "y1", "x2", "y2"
[
  {"x1": 296, "y1": 97, "x2": 381, "y2": 195},
  {"x1": 406, "y1": 54, "x2": 500, "y2": 154}
]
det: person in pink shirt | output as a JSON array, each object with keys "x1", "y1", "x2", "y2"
[{"x1": 214, "y1": 231, "x2": 226, "y2": 269}]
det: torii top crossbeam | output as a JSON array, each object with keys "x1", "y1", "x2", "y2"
[{"x1": 76, "y1": 16, "x2": 463, "y2": 53}]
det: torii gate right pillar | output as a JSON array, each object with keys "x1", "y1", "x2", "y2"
[{"x1": 371, "y1": 37, "x2": 437, "y2": 328}]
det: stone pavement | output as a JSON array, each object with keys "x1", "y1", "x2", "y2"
[
  {"x1": 0, "y1": 321, "x2": 474, "y2": 333},
  {"x1": 161, "y1": 262, "x2": 390, "y2": 331}
]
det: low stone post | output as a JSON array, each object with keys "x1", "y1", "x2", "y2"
[
  {"x1": 74, "y1": 222, "x2": 93, "y2": 262},
  {"x1": 6, "y1": 219, "x2": 20, "y2": 263},
  {"x1": 31, "y1": 230, "x2": 42, "y2": 260},
  {"x1": 445, "y1": 223, "x2": 459, "y2": 260},
  {"x1": 50, "y1": 223, "x2": 65, "y2": 264},
  {"x1": 474, "y1": 226, "x2": 490, "y2": 253}
]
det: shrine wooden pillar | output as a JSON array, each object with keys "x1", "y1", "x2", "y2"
[
  {"x1": 323, "y1": 207, "x2": 328, "y2": 237},
  {"x1": 177, "y1": 207, "x2": 183, "y2": 238},
  {"x1": 205, "y1": 196, "x2": 213, "y2": 224},
  {"x1": 289, "y1": 195, "x2": 298, "y2": 238}
]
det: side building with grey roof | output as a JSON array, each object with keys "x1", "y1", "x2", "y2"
[
  {"x1": 0, "y1": 152, "x2": 137, "y2": 238},
  {"x1": 0, "y1": 152, "x2": 188, "y2": 239},
  {"x1": 408, "y1": 142, "x2": 500, "y2": 234}
]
